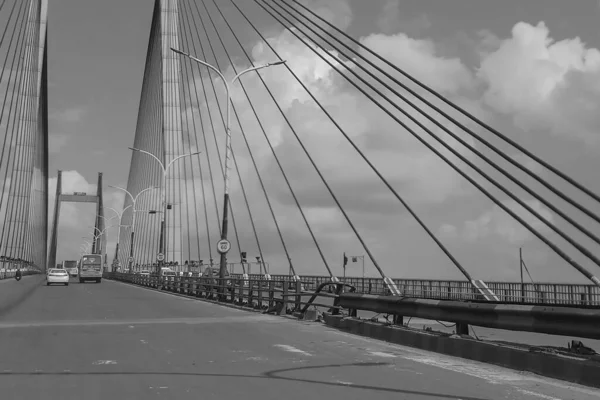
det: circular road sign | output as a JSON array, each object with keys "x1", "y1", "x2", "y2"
[
  {"x1": 128, "y1": 257, "x2": 134, "y2": 263},
  {"x1": 156, "y1": 253, "x2": 165, "y2": 262},
  {"x1": 216, "y1": 239, "x2": 231, "y2": 254}
]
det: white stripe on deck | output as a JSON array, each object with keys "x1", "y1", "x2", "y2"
[{"x1": 273, "y1": 344, "x2": 312, "y2": 356}]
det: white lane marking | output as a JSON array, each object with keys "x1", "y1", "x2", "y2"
[
  {"x1": 336, "y1": 380, "x2": 353, "y2": 385},
  {"x1": 92, "y1": 360, "x2": 117, "y2": 365},
  {"x1": 516, "y1": 389, "x2": 564, "y2": 400},
  {"x1": 140, "y1": 340, "x2": 148, "y2": 344},
  {"x1": 367, "y1": 351, "x2": 396, "y2": 358},
  {"x1": 329, "y1": 330, "x2": 600, "y2": 398},
  {"x1": 0, "y1": 314, "x2": 278, "y2": 329},
  {"x1": 274, "y1": 344, "x2": 312, "y2": 356}
]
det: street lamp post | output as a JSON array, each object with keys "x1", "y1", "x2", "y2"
[
  {"x1": 126, "y1": 148, "x2": 200, "y2": 274},
  {"x1": 81, "y1": 238, "x2": 92, "y2": 254},
  {"x1": 171, "y1": 47, "x2": 286, "y2": 293},
  {"x1": 95, "y1": 213, "x2": 117, "y2": 258},
  {"x1": 105, "y1": 205, "x2": 133, "y2": 270},
  {"x1": 109, "y1": 185, "x2": 160, "y2": 273},
  {"x1": 89, "y1": 226, "x2": 113, "y2": 256}
]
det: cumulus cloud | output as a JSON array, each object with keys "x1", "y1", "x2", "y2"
[{"x1": 477, "y1": 22, "x2": 600, "y2": 143}]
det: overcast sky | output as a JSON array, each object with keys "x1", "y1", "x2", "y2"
[{"x1": 48, "y1": 0, "x2": 600, "y2": 284}]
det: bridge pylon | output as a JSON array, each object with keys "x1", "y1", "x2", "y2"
[{"x1": 47, "y1": 171, "x2": 105, "y2": 271}]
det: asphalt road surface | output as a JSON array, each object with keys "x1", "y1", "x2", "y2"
[{"x1": 0, "y1": 277, "x2": 597, "y2": 400}]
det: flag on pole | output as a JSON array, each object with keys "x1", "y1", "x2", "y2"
[{"x1": 343, "y1": 252, "x2": 348, "y2": 271}]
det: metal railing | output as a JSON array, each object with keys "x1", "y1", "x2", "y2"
[
  {"x1": 231, "y1": 274, "x2": 600, "y2": 307},
  {"x1": 106, "y1": 272, "x2": 600, "y2": 341},
  {"x1": 105, "y1": 272, "x2": 343, "y2": 315}
]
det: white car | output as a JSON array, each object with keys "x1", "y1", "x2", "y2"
[{"x1": 47, "y1": 269, "x2": 69, "y2": 286}]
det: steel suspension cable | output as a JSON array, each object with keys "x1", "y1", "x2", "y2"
[
  {"x1": 259, "y1": 0, "x2": 600, "y2": 285},
  {"x1": 275, "y1": 0, "x2": 600, "y2": 248},
  {"x1": 0, "y1": 0, "x2": 27, "y2": 174},
  {"x1": 0, "y1": 0, "x2": 19, "y2": 57},
  {"x1": 178, "y1": 40, "x2": 213, "y2": 263},
  {"x1": 214, "y1": 0, "x2": 336, "y2": 277},
  {"x1": 289, "y1": 0, "x2": 600, "y2": 210},
  {"x1": 175, "y1": 8, "x2": 198, "y2": 266},
  {"x1": 176, "y1": 11, "x2": 203, "y2": 265},
  {"x1": 13, "y1": 5, "x2": 42, "y2": 262},
  {"x1": 0, "y1": 8, "x2": 30, "y2": 253},
  {"x1": 233, "y1": 0, "x2": 472, "y2": 281},
  {"x1": 180, "y1": 6, "x2": 222, "y2": 240},
  {"x1": 3, "y1": 11, "x2": 36, "y2": 260},
  {"x1": 220, "y1": 0, "x2": 390, "y2": 280},
  {"x1": 186, "y1": 0, "x2": 268, "y2": 272},
  {"x1": 203, "y1": 0, "x2": 297, "y2": 275},
  {"x1": 179, "y1": 1, "x2": 244, "y2": 259}
]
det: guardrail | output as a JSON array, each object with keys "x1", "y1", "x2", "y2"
[
  {"x1": 107, "y1": 272, "x2": 600, "y2": 340},
  {"x1": 231, "y1": 274, "x2": 600, "y2": 307},
  {"x1": 105, "y1": 273, "x2": 336, "y2": 315},
  {"x1": 337, "y1": 293, "x2": 600, "y2": 341}
]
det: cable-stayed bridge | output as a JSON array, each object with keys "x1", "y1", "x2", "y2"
[
  {"x1": 112, "y1": 0, "x2": 600, "y2": 304},
  {"x1": 2, "y1": 1, "x2": 600, "y2": 395}
]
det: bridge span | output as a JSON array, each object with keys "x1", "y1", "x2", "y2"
[{"x1": 0, "y1": 276, "x2": 598, "y2": 400}]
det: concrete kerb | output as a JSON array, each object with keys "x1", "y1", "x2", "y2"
[{"x1": 323, "y1": 313, "x2": 600, "y2": 389}]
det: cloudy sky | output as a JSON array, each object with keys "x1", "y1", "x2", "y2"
[{"x1": 48, "y1": 0, "x2": 600, "y2": 284}]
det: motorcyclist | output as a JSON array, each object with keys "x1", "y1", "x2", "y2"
[{"x1": 15, "y1": 267, "x2": 22, "y2": 281}]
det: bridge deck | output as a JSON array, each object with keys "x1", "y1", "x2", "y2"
[{"x1": 0, "y1": 276, "x2": 597, "y2": 399}]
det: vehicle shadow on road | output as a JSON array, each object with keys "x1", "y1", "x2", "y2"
[{"x1": 0, "y1": 361, "x2": 490, "y2": 399}]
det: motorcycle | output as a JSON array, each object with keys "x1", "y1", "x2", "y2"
[{"x1": 14, "y1": 270, "x2": 21, "y2": 281}]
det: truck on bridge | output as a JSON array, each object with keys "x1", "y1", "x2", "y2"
[
  {"x1": 62, "y1": 260, "x2": 78, "y2": 277},
  {"x1": 78, "y1": 254, "x2": 103, "y2": 283}
]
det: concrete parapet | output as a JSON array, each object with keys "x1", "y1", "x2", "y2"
[{"x1": 323, "y1": 314, "x2": 600, "y2": 389}]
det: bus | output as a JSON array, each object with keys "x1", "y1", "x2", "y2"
[
  {"x1": 62, "y1": 260, "x2": 78, "y2": 277},
  {"x1": 79, "y1": 254, "x2": 103, "y2": 283}
]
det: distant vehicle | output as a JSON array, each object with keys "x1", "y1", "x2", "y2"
[
  {"x1": 140, "y1": 270, "x2": 150, "y2": 276},
  {"x1": 202, "y1": 266, "x2": 231, "y2": 287},
  {"x1": 47, "y1": 269, "x2": 69, "y2": 286},
  {"x1": 62, "y1": 260, "x2": 78, "y2": 277},
  {"x1": 160, "y1": 267, "x2": 176, "y2": 278},
  {"x1": 79, "y1": 254, "x2": 103, "y2": 283}
]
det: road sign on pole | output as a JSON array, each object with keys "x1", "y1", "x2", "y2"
[
  {"x1": 156, "y1": 253, "x2": 165, "y2": 262},
  {"x1": 128, "y1": 257, "x2": 134, "y2": 263},
  {"x1": 216, "y1": 239, "x2": 231, "y2": 254}
]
